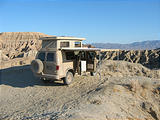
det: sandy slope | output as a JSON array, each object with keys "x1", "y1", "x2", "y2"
[{"x1": 0, "y1": 60, "x2": 160, "y2": 120}]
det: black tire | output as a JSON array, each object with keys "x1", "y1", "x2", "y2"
[
  {"x1": 63, "y1": 71, "x2": 74, "y2": 85},
  {"x1": 31, "y1": 59, "x2": 43, "y2": 74},
  {"x1": 90, "y1": 72, "x2": 96, "y2": 76}
]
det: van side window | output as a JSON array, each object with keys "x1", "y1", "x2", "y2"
[
  {"x1": 75, "y1": 42, "x2": 81, "y2": 47},
  {"x1": 65, "y1": 52, "x2": 75, "y2": 60},
  {"x1": 38, "y1": 52, "x2": 45, "y2": 61},
  {"x1": 60, "y1": 42, "x2": 69, "y2": 47},
  {"x1": 47, "y1": 53, "x2": 55, "y2": 61}
]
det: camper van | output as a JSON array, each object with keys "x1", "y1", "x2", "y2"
[{"x1": 31, "y1": 36, "x2": 100, "y2": 85}]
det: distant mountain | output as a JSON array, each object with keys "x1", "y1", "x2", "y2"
[{"x1": 92, "y1": 40, "x2": 160, "y2": 50}]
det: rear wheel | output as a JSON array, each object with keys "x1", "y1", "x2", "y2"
[{"x1": 63, "y1": 71, "x2": 74, "y2": 85}]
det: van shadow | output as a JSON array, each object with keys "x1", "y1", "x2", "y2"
[{"x1": 0, "y1": 65, "x2": 65, "y2": 88}]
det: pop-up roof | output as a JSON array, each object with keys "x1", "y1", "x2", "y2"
[
  {"x1": 40, "y1": 36, "x2": 86, "y2": 41},
  {"x1": 61, "y1": 47, "x2": 101, "y2": 51}
]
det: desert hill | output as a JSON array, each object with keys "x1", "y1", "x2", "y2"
[
  {"x1": 102, "y1": 49, "x2": 160, "y2": 69},
  {"x1": 0, "y1": 32, "x2": 53, "y2": 68},
  {"x1": 0, "y1": 32, "x2": 52, "y2": 59}
]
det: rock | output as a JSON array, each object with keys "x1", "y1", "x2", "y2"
[
  {"x1": 0, "y1": 50, "x2": 9, "y2": 61},
  {"x1": 102, "y1": 49, "x2": 160, "y2": 69},
  {"x1": 0, "y1": 32, "x2": 53, "y2": 59},
  {"x1": 141, "y1": 102, "x2": 160, "y2": 120},
  {"x1": 23, "y1": 50, "x2": 37, "y2": 58}
]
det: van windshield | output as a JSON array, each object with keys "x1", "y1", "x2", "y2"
[{"x1": 38, "y1": 52, "x2": 45, "y2": 61}]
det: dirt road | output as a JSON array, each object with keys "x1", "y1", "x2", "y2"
[{"x1": 0, "y1": 65, "x2": 103, "y2": 119}]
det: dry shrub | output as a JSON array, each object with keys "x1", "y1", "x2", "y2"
[
  {"x1": 154, "y1": 89, "x2": 160, "y2": 94},
  {"x1": 89, "y1": 99, "x2": 102, "y2": 105},
  {"x1": 130, "y1": 80, "x2": 141, "y2": 93},
  {"x1": 140, "y1": 80, "x2": 152, "y2": 98},
  {"x1": 141, "y1": 80, "x2": 152, "y2": 90},
  {"x1": 130, "y1": 79, "x2": 152, "y2": 98},
  {"x1": 127, "y1": 117, "x2": 145, "y2": 120},
  {"x1": 153, "y1": 86, "x2": 160, "y2": 95},
  {"x1": 113, "y1": 88, "x2": 121, "y2": 92},
  {"x1": 113, "y1": 85, "x2": 126, "y2": 93}
]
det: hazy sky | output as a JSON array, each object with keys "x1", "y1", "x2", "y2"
[{"x1": 0, "y1": 0, "x2": 160, "y2": 43}]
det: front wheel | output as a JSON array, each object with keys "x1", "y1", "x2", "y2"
[{"x1": 63, "y1": 71, "x2": 74, "y2": 85}]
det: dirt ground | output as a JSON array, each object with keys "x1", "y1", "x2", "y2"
[{"x1": 0, "y1": 60, "x2": 160, "y2": 120}]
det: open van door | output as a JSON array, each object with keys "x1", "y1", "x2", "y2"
[
  {"x1": 86, "y1": 51, "x2": 97, "y2": 72},
  {"x1": 61, "y1": 48, "x2": 100, "y2": 75}
]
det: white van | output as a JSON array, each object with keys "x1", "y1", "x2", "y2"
[{"x1": 31, "y1": 36, "x2": 100, "y2": 85}]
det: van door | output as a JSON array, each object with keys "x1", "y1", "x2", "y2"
[
  {"x1": 86, "y1": 51, "x2": 96, "y2": 72},
  {"x1": 43, "y1": 52, "x2": 57, "y2": 75}
]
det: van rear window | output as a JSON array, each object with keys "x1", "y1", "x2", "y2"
[
  {"x1": 38, "y1": 52, "x2": 45, "y2": 61},
  {"x1": 47, "y1": 53, "x2": 55, "y2": 61}
]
